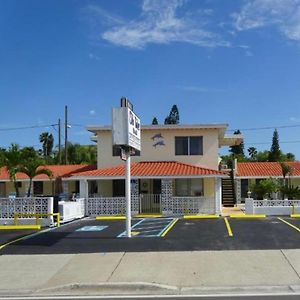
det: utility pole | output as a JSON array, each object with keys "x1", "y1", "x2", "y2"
[
  {"x1": 64, "y1": 105, "x2": 68, "y2": 165},
  {"x1": 58, "y1": 118, "x2": 61, "y2": 164}
]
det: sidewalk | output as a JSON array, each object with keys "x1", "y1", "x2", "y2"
[{"x1": 1, "y1": 249, "x2": 300, "y2": 296}]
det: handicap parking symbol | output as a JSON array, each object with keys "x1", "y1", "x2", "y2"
[{"x1": 76, "y1": 225, "x2": 108, "y2": 232}]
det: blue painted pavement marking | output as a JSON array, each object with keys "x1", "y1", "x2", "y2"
[
  {"x1": 118, "y1": 218, "x2": 175, "y2": 238},
  {"x1": 76, "y1": 225, "x2": 108, "y2": 232}
]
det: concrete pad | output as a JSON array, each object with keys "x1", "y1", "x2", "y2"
[
  {"x1": 0, "y1": 254, "x2": 74, "y2": 291},
  {"x1": 109, "y1": 250, "x2": 300, "y2": 287},
  {"x1": 42, "y1": 252, "x2": 125, "y2": 289}
]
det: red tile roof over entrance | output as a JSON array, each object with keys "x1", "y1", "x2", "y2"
[
  {"x1": 237, "y1": 162, "x2": 300, "y2": 177},
  {"x1": 0, "y1": 164, "x2": 96, "y2": 180},
  {"x1": 72, "y1": 161, "x2": 226, "y2": 178}
]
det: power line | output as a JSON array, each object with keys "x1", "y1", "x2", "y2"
[
  {"x1": 228, "y1": 124, "x2": 300, "y2": 132},
  {"x1": 0, "y1": 124, "x2": 58, "y2": 131}
]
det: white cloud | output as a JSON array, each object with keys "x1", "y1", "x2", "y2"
[
  {"x1": 88, "y1": 53, "x2": 101, "y2": 61},
  {"x1": 91, "y1": 0, "x2": 229, "y2": 49},
  {"x1": 232, "y1": 0, "x2": 300, "y2": 41},
  {"x1": 177, "y1": 85, "x2": 226, "y2": 93},
  {"x1": 290, "y1": 116, "x2": 300, "y2": 122},
  {"x1": 89, "y1": 110, "x2": 96, "y2": 116}
]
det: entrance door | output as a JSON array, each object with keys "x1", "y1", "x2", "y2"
[{"x1": 139, "y1": 179, "x2": 161, "y2": 214}]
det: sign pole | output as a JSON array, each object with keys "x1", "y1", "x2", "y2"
[{"x1": 125, "y1": 149, "x2": 131, "y2": 238}]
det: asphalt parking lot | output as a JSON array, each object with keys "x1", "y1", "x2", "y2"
[{"x1": 1, "y1": 216, "x2": 300, "y2": 255}]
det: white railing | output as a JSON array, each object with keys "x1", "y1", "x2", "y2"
[
  {"x1": 139, "y1": 194, "x2": 161, "y2": 214},
  {"x1": 0, "y1": 197, "x2": 53, "y2": 225},
  {"x1": 162, "y1": 196, "x2": 215, "y2": 215},
  {"x1": 245, "y1": 198, "x2": 300, "y2": 215},
  {"x1": 87, "y1": 195, "x2": 216, "y2": 216}
]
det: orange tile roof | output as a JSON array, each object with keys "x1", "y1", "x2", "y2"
[
  {"x1": 72, "y1": 161, "x2": 226, "y2": 178},
  {"x1": 0, "y1": 164, "x2": 96, "y2": 180},
  {"x1": 236, "y1": 162, "x2": 300, "y2": 177}
]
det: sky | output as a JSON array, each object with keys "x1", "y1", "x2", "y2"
[{"x1": 1, "y1": 0, "x2": 300, "y2": 159}]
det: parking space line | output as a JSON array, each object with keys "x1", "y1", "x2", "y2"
[
  {"x1": 224, "y1": 217, "x2": 233, "y2": 237},
  {"x1": 278, "y1": 217, "x2": 300, "y2": 233},
  {"x1": 161, "y1": 218, "x2": 178, "y2": 237}
]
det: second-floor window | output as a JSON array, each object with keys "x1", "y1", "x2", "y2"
[{"x1": 175, "y1": 136, "x2": 203, "y2": 155}]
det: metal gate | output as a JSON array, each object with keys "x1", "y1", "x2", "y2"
[{"x1": 139, "y1": 194, "x2": 161, "y2": 214}]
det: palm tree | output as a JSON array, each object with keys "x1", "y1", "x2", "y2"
[
  {"x1": 0, "y1": 144, "x2": 22, "y2": 196},
  {"x1": 248, "y1": 147, "x2": 258, "y2": 160},
  {"x1": 18, "y1": 159, "x2": 53, "y2": 197},
  {"x1": 39, "y1": 132, "x2": 54, "y2": 157}
]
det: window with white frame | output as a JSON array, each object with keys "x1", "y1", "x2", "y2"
[
  {"x1": 174, "y1": 178, "x2": 204, "y2": 196},
  {"x1": 175, "y1": 136, "x2": 203, "y2": 155}
]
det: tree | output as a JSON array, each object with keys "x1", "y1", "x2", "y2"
[
  {"x1": 18, "y1": 159, "x2": 52, "y2": 197},
  {"x1": 58, "y1": 143, "x2": 97, "y2": 164},
  {"x1": 229, "y1": 130, "x2": 245, "y2": 157},
  {"x1": 268, "y1": 129, "x2": 281, "y2": 162},
  {"x1": 0, "y1": 144, "x2": 22, "y2": 196},
  {"x1": 164, "y1": 105, "x2": 179, "y2": 124},
  {"x1": 152, "y1": 117, "x2": 158, "y2": 125},
  {"x1": 250, "y1": 178, "x2": 278, "y2": 199},
  {"x1": 248, "y1": 147, "x2": 258, "y2": 160},
  {"x1": 39, "y1": 132, "x2": 54, "y2": 158}
]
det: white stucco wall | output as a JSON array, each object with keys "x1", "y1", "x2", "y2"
[{"x1": 96, "y1": 128, "x2": 219, "y2": 169}]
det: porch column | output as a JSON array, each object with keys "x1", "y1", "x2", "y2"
[
  {"x1": 235, "y1": 178, "x2": 241, "y2": 204},
  {"x1": 79, "y1": 179, "x2": 89, "y2": 216},
  {"x1": 23, "y1": 181, "x2": 30, "y2": 197},
  {"x1": 215, "y1": 177, "x2": 222, "y2": 215},
  {"x1": 79, "y1": 179, "x2": 88, "y2": 199},
  {"x1": 161, "y1": 179, "x2": 173, "y2": 215},
  {"x1": 131, "y1": 179, "x2": 139, "y2": 215},
  {"x1": 62, "y1": 181, "x2": 69, "y2": 196}
]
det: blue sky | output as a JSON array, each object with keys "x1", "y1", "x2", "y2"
[{"x1": 1, "y1": 0, "x2": 300, "y2": 158}]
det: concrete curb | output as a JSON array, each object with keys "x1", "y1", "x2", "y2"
[{"x1": 2, "y1": 283, "x2": 300, "y2": 297}]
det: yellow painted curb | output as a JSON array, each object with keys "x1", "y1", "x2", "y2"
[
  {"x1": 291, "y1": 214, "x2": 300, "y2": 218},
  {"x1": 96, "y1": 216, "x2": 126, "y2": 220},
  {"x1": 134, "y1": 214, "x2": 163, "y2": 218},
  {"x1": 184, "y1": 215, "x2": 219, "y2": 219},
  {"x1": 0, "y1": 225, "x2": 41, "y2": 230},
  {"x1": 229, "y1": 214, "x2": 266, "y2": 218}
]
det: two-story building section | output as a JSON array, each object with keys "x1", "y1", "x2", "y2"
[{"x1": 70, "y1": 124, "x2": 242, "y2": 216}]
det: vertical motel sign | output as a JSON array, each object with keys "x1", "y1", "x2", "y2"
[{"x1": 112, "y1": 98, "x2": 141, "y2": 238}]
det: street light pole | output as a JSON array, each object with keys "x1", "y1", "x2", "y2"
[
  {"x1": 64, "y1": 105, "x2": 68, "y2": 165},
  {"x1": 58, "y1": 118, "x2": 61, "y2": 164}
]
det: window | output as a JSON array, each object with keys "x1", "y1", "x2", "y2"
[
  {"x1": 33, "y1": 182, "x2": 43, "y2": 195},
  {"x1": 112, "y1": 145, "x2": 140, "y2": 157},
  {"x1": 174, "y1": 179, "x2": 204, "y2": 196},
  {"x1": 175, "y1": 136, "x2": 203, "y2": 155}
]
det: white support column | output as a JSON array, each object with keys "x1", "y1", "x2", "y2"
[
  {"x1": 215, "y1": 177, "x2": 222, "y2": 215},
  {"x1": 79, "y1": 179, "x2": 89, "y2": 216},
  {"x1": 62, "y1": 181, "x2": 69, "y2": 196},
  {"x1": 79, "y1": 179, "x2": 88, "y2": 199}
]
